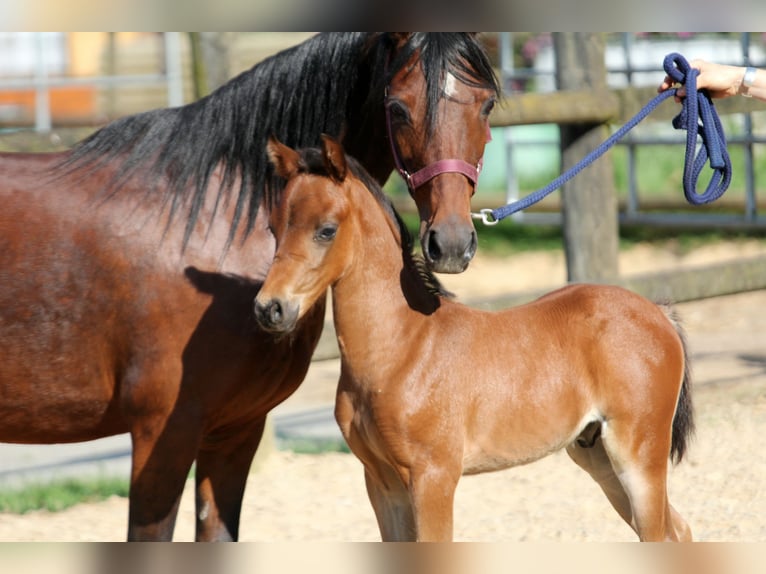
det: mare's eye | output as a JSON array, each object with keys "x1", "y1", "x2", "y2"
[
  {"x1": 315, "y1": 224, "x2": 337, "y2": 242},
  {"x1": 386, "y1": 100, "x2": 411, "y2": 124}
]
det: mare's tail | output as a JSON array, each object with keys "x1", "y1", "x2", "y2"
[{"x1": 661, "y1": 304, "x2": 695, "y2": 464}]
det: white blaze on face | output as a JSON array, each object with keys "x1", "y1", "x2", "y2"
[{"x1": 444, "y1": 72, "x2": 459, "y2": 98}]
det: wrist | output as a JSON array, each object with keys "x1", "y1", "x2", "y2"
[{"x1": 739, "y1": 66, "x2": 758, "y2": 97}]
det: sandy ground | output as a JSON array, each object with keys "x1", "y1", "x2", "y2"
[{"x1": 0, "y1": 239, "x2": 764, "y2": 542}]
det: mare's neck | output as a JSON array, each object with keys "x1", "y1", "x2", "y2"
[
  {"x1": 342, "y1": 96, "x2": 392, "y2": 185},
  {"x1": 343, "y1": 127, "x2": 393, "y2": 186}
]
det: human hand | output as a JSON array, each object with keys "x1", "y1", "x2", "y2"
[{"x1": 658, "y1": 59, "x2": 747, "y2": 101}]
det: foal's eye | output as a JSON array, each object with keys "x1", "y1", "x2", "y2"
[
  {"x1": 315, "y1": 224, "x2": 337, "y2": 242},
  {"x1": 482, "y1": 98, "x2": 496, "y2": 117}
]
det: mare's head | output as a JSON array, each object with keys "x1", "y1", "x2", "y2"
[{"x1": 381, "y1": 33, "x2": 499, "y2": 274}]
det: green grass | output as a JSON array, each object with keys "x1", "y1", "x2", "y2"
[{"x1": 0, "y1": 476, "x2": 129, "y2": 515}]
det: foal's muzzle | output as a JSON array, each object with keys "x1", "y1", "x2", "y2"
[{"x1": 254, "y1": 297, "x2": 299, "y2": 333}]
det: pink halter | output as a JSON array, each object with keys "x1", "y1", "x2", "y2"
[{"x1": 385, "y1": 87, "x2": 492, "y2": 193}]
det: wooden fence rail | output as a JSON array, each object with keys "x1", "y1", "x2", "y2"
[{"x1": 490, "y1": 85, "x2": 764, "y2": 128}]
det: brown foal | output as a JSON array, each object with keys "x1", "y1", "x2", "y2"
[{"x1": 255, "y1": 136, "x2": 695, "y2": 542}]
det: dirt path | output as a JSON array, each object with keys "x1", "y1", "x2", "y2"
[{"x1": 0, "y1": 241, "x2": 764, "y2": 541}]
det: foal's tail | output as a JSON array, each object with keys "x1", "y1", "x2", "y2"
[{"x1": 661, "y1": 305, "x2": 695, "y2": 465}]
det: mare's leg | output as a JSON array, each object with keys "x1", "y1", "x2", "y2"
[
  {"x1": 127, "y1": 413, "x2": 201, "y2": 541},
  {"x1": 364, "y1": 467, "x2": 416, "y2": 541},
  {"x1": 194, "y1": 416, "x2": 268, "y2": 541}
]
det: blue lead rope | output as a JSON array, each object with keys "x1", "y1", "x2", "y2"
[{"x1": 481, "y1": 53, "x2": 732, "y2": 224}]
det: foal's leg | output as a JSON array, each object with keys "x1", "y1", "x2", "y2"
[
  {"x1": 566, "y1": 439, "x2": 635, "y2": 529},
  {"x1": 408, "y1": 466, "x2": 460, "y2": 542},
  {"x1": 364, "y1": 466, "x2": 458, "y2": 541},
  {"x1": 364, "y1": 468, "x2": 416, "y2": 541},
  {"x1": 598, "y1": 422, "x2": 691, "y2": 542},
  {"x1": 194, "y1": 416, "x2": 268, "y2": 541},
  {"x1": 668, "y1": 503, "x2": 693, "y2": 541}
]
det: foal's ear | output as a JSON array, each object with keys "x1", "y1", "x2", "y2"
[
  {"x1": 267, "y1": 136, "x2": 302, "y2": 180},
  {"x1": 320, "y1": 134, "x2": 347, "y2": 182},
  {"x1": 387, "y1": 32, "x2": 413, "y2": 49}
]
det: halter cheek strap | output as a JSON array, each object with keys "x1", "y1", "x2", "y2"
[{"x1": 385, "y1": 87, "x2": 492, "y2": 193}]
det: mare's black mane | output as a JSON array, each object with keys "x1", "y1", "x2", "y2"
[{"x1": 57, "y1": 33, "x2": 498, "y2": 250}]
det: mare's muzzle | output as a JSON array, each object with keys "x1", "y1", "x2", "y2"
[{"x1": 422, "y1": 217, "x2": 477, "y2": 274}]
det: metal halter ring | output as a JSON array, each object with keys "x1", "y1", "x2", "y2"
[{"x1": 471, "y1": 208, "x2": 499, "y2": 226}]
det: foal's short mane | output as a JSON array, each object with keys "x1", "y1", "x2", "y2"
[
  {"x1": 297, "y1": 147, "x2": 453, "y2": 299},
  {"x1": 56, "y1": 33, "x2": 498, "y2": 252}
]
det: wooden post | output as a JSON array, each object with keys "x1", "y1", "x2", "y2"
[
  {"x1": 553, "y1": 33, "x2": 619, "y2": 283},
  {"x1": 188, "y1": 33, "x2": 232, "y2": 100},
  {"x1": 188, "y1": 33, "x2": 208, "y2": 101}
]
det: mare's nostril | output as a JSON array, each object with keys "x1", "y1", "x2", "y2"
[
  {"x1": 426, "y1": 230, "x2": 442, "y2": 262},
  {"x1": 464, "y1": 230, "x2": 477, "y2": 261}
]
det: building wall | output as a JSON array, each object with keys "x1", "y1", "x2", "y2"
[{"x1": 0, "y1": 32, "x2": 317, "y2": 128}]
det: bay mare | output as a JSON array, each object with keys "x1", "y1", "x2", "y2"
[
  {"x1": 255, "y1": 137, "x2": 695, "y2": 542},
  {"x1": 0, "y1": 33, "x2": 499, "y2": 540}
]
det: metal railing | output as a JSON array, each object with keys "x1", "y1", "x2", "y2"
[{"x1": 0, "y1": 32, "x2": 184, "y2": 132}]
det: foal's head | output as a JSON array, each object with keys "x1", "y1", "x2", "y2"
[
  {"x1": 255, "y1": 135, "x2": 449, "y2": 333},
  {"x1": 254, "y1": 136, "x2": 373, "y2": 332}
]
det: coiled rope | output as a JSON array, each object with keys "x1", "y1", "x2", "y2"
[{"x1": 475, "y1": 53, "x2": 732, "y2": 225}]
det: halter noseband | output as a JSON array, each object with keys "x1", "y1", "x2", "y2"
[{"x1": 385, "y1": 86, "x2": 491, "y2": 194}]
